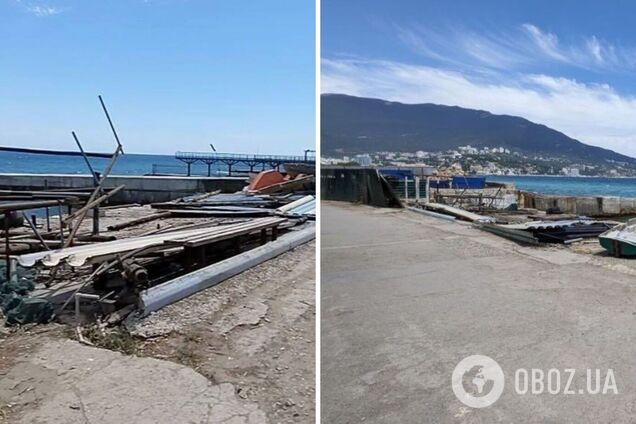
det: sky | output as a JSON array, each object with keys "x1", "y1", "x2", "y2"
[
  {"x1": 322, "y1": 0, "x2": 636, "y2": 158},
  {"x1": 0, "y1": 0, "x2": 314, "y2": 155}
]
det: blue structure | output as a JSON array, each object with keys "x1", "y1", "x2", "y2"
[
  {"x1": 378, "y1": 168, "x2": 413, "y2": 179},
  {"x1": 451, "y1": 176, "x2": 486, "y2": 189}
]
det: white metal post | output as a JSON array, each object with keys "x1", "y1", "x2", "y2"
[
  {"x1": 404, "y1": 176, "x2": 409, "y2": 201},
  {"x1": 425, "y1": 177, "x2": 430, "y2": 204},
  {"x1": 415, "y1": 176, "x2": 420, "y2": 202}
]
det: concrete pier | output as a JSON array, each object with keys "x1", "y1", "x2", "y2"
[
  {"x1": 519, "y1": 191, "x2": 636, "y2": 216},
  {"x1": 0, "y1": 173, "x2": 247, "y2": 204},
  {"x1": 322, "y1": 201, "x2": 636, "y2": 422}
]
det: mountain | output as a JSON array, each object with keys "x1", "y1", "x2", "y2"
[{"x1": 321, "y1": 94, "x2": 636, "y2": 165}]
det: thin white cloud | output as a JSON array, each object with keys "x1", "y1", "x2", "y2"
[
  {"x1": 521, "y1": 24, "x2": 568, "y2": 62},
  {"x1": 27, "y1": 5, "x2": 61, "y2": 16},
  {"x1": 12, "y1": 1, "x2": 63, "y2": 17},
  {"x1": 322, "y1": 58, "x2": 636, "y2": 157},
  {"x1": 397, "y1": 25, "x2": 530, "y2": 70},
  {"x1": 397, "y1": 22, "x2": 636, "y2": 73},
  {"x1": 586, "y1": 36, "x2": 604, "y2": 64}
]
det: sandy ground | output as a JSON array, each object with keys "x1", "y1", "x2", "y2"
[{"x1": 0, "y1": 240, "x2": 315, "y2": 423}]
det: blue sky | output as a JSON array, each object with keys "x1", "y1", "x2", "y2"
[
  {"x1": 0, "y1": 0, "x2": 314, "y2": 155},
  {"x1": 322, "y1": 0, "x2": 636, "y2": 157}
]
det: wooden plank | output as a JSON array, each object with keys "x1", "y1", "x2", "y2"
[{"x1": 179, "y1": 218, "x2": 285, "y2": 248}]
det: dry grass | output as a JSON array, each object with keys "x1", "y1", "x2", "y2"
[{"x1": 82, "y1": 326, "x2": 138, "y2": 355}]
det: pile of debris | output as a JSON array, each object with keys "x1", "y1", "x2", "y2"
[
  {"x1": 2, "y1": 188, "x2": 315, "y2": 327},
  {"x1": 409, "y1": 202, "x2": 620, "y2": 247},
  {"x1": 0, "y1": 98, "x2": 316, "y2": 328}
]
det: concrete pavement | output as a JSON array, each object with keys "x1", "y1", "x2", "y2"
[
  {"x1": 321, "y1": 202, "x2": 636, "y2": 423},
  {"x1": 0, "y1": 339, "x2": 265, "y2": 424}
]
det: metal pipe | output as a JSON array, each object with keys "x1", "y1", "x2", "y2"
[
  {"x1": 58, "y1": 203, "x2": 65, "y2": 245},
  {"x1": 21, "y1": 212, "x2": 50, "y2": 250},
  {"x1": 425, "y1": 177, "x2": 430, "y2": 204},
  {"x1": 67, "y1": 188, "x2": 127, "y2": 222},
  {"x1": 93, "y1": 207, "x2": 100, "y2": 235},
  {"x1": 72, "y1": 131, "x2": 100, "y2": 187},
  {"x1": 140, "y1": 226, "x2": 315, "y2": 315},
  {"x1": 74, "y1": 292, "x2": 100, "y2": 326},
  {"x1": 407, "y1": 206, "x2": 456, "y2": 222},
  {"x1": 63, "y1": 155, "x2": 123, "y2": 245},
  {"x1": 0, "y1": 199, "x2": 76, "y2": 213},
  {"x1": 98, "y1": 95, "x2": 123, "y2": 152},
  {"x1": 4, "y1": 212, "x2": 10, "y2": 283},
  {"x1": 45, "y1": 207, "x2": 51, "y2": 232},
  {"x1": 404, "y1": 177, "x2": 409, "y2": 201},
  {"x1": 415, "y1": 177, "x2": 420, "y2": 202}
]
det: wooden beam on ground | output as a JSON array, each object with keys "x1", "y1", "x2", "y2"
[{"x1": 106, "y1": 211, "x2": 171, "y2": 231}]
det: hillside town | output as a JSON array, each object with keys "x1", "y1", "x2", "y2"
[{"x1": 322, "y1": 145, "x2": 636, "y2": 177}]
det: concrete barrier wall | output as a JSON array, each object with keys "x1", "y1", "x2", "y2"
[
  {"x1": 0, "y1": 173, "x2": 247, "y2": 204},
  {"x1": 519, "y1": 191, "x2": 636, "y2": 216},
  {"x1": 321, "y1": 167, "x2": 402, "y2": 207}
]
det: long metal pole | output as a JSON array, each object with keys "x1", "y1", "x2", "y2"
[
  {"x1": 58, "y1": 202, "x2": 65, "y2": 245},
  {"x1": 64, "y1": 148, "x2": 121, "y2": 246},
  {"x1": 98, "y1": 95, "x2": 123, "y2": 153},
  {"x1": 415, "y1": 176, "x2": 420, "y2": 202},
  {"x1": 404, "y1": 177, "x2": 409, "y2": 201},
  {"x1": 72, "y1": 131, "x2": 102, "y2": 235},
  {"x1": 64, "y1": 185, "x2": 125, "y2": 222},
  {"x1": 425, "y1": 177, "x2": 430, "y2": 204},
  {"x1": 21, "y1": 212, "x2": 50, "y2": 250},
  {"x1": 4, "y1": 212, "x2": 10, "y2": 283},
  {"x1": 72, "y1": 131, "x2": 100, "y2": 186},
  {"x1": 45, "y1": 206, "x2": 51, "y2": 231}
]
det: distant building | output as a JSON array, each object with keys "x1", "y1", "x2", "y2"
[
  {"x1": 321, "y1": 156, "x2": 349, "y2": 165},
  {"x1": 561, "y1": 167, "x2": 581, "y2": 177},
  {"x1": 459, "y1": 145, "x2": 478, "y2": 154},
  {"x1": 354, "y1": 154, "x2": 372, "y2": 166}
]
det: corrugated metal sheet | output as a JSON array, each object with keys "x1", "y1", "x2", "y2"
[
  {"x1": 502, "y1": 219, "x2": 615, "y2": 231},
  {"x1": 17, "y1": 218, "x2": 282, "y2": 268},
  {"x1": 287, "y1": 199, "x2": 315, "y2": 217}
]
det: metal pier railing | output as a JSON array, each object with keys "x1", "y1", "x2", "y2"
[{"x1": 174, "y1": 151, "x2": 316, "y2": 176}]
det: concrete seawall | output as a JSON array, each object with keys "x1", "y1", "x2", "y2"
[
  {"x1": 0, "y1": 173, "x2": 247, "y2": 204},
  {"x1": 519, "y1": 191, "x2": 636, "y2": 216}
]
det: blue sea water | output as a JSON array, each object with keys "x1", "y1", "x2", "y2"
[
  {"x1": 0, "y1": 151, "x2": 229, "y2": 176},
  {"x1": 488, "y1": 175, "x2": 636, "y2": 198}
]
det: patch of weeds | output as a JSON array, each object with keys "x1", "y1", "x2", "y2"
[
  {"x1": 176, "y1": 333, "x2": 199, "y2": 368},
  {"x1": 83, "y1": 326, "x2": 138, "y2": 355}
]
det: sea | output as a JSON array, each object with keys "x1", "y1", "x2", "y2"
[
  {"x1": 0, "y1": 151, "x2": 230, "y2": 176},
  {"x1": 488, "y1": 175, "x2": 636, "y2": 198},
  {"x1": 2, "y1": 152, "x2": 636, "y2": 198}
]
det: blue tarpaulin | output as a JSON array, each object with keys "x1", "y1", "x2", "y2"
[{"x1": 451, "y1": 176, "x2": 486, "y2": 189}]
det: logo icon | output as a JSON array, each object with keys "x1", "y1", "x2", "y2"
[{"x1": 452, "y1": 355, "x2": 505, "y2": 408}]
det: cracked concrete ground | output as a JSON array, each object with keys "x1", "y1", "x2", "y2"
[
  {"x1": 322, "y1": 202, "x2": 636, "y2": 423},
  {"x1": 0, "y1": 339, "x2": 265, "y2": 424},
  {"x1": 0, "y1": 241, "x2": 315, "y2": 423},
  {"x1": 129, "y1": 242, "x2": 316, "y2": 423}
]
